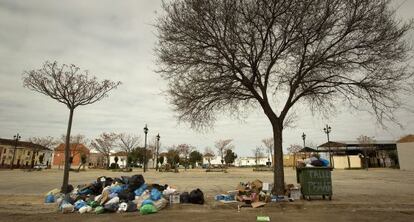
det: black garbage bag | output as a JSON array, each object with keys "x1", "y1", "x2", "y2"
[
  {"x1": 180, "y1": 192, "x2": 190, "y2": 203},
  {"x1": 128, "y1": 174, "x2": 145, "y2": 192},
  {"x1": 104, "y1": 203, "x2": 119, "y2": 212},
  {"x1": 150, "y1": 183, "x2": 168, "y2": 192},
  {"x1": 311, "y1": 159, "x2": 324, "y2": 167},
  {"x1": 118, "y1": 190, "x2": 135, "y2": 202},
  {"x1": 189, "y1": 189, "x2": 204, "y2": 205},
  {"x1": 126, "y1": 201, "x2": 137, "y2": 212},
  {"x1": 115, "y1": 176, "x2": 130, "y2": 185}
]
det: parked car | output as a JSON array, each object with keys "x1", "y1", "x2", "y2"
[{"x1": 34, "y1": 164, "x2": 48, "y2": 169}]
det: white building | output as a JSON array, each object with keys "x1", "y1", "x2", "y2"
[
  {"x1": 109, "y1": 151, "x2": 128, "y2": 168},
  {"x1": 234, "y1": 157, "x2": 269, "y2": 167},
  {"x1": 202, "y1": 153, "x2": 223, "y2": 165}
]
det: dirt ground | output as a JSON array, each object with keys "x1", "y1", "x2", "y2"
[{"x1": 0, "y1": 168, "x2": 413, "y2": 222}]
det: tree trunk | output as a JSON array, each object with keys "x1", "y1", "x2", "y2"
[
  {"x1": 272, "y1": 121, "x2": 285, "y2": 195},
  {"x1": 62, "y1": 108, "x2": 74, "y2": 193}
]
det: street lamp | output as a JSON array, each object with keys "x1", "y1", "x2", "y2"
[
  {"x1": 156, "y1": 133, "x2": 160, "y2": 171},
  {"x1": 302, "y1": 132, "x2": 306, "y2": 148},
  {"x1": 323, "y1": 124, "x2": 333, "y2": 167},
  {"x1": 143, "y1": 124, "x2": 148, "y2": 172},
  {"x1": 10, "y1": 133, "x2": 21, "y2": 170}
]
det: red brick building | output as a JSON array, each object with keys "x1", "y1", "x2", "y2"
[{"x1": 53, "y1": 143, "x2": 90, "y2": 168}]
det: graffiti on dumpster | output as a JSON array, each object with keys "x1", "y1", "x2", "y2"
[{"x1": 307, "y1": 181, "x2": 332, "y2": 193}]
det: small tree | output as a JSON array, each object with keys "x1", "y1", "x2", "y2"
[
  {"x1": 224, "y1": 149, "x2": 237, "y2": 166},
  {"x1": 287, "y1": 144, "x2": 302, "y2": 169},
  {"x1": 91, "y1": 133, "x2": 119, "y2": 169},
  {"x1": 252, "y1": 146, "x2": 265, "y2": 168},
  {"x1": 23, "y1": 61, "x2": 120, "y2": 193},
  {"x1": 262, "y1": 137, "x2": 274, "y2": 165},
  {"x1": 166, "y1": 147, "x2": 180, "y2": 168},
  {"x1": 189, "y1": 150, "x2": 203, "y2": 168},
  {"x1": 177, "y1": 144, "x2": 194, "y2": 170},
  {"x1": 357, "y1": 135, "x2": 376, "y2": 170},
  {"x1": 118, "y1": 133, "x2": 141, "y2": 168},
  {"x1": 59, "y1": 134, "x2": 88, "y2": 169},
  {"x1": 156, "y1": 0, "x2": 414, "y2": 195},
  {"x1": 77, "y1": 154, "x2": 88, "y2": 172},
  {"x1": 204, "y1": 147, "x2": 215, "y2": 167},
  {"x1": 215, "y1": 139, "x2": 234, "y2": 167}
]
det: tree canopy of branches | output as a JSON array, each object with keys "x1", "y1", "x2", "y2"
[
  {"x1": 23, "y1": 61, "x2": 120, "y2": 193},
  {"x1": 214, "y1": 139, "x2": 234, "y2": 166},
  {"x1": 156, "y1": 0, "x2": 413, "y2": 194},
  {"x1": 118, "y1": 133, "x2": 141, "y2": 168},
  {"x1": 91, "y1": 133, "x2": 119, "y2": 169},
  {"x1": 224, "y1": 149, "x2": 237, "y2": 166}
]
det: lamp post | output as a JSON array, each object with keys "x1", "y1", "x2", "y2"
[
  {"x1": 302, "y1": 132, "x2": 306, "y2": 148},
  {"x1": 155, "y1": 133, "x2": 160, "y2": 171},
  {"x1": 323, "y1": 124, "x2": 333, "y2": 167},
  {"x1": 143, "y1": 124, "x2": 148, "y2": 172},
  {"x1": 10, "y1": 133, "x2": 21, "y2": 170}
]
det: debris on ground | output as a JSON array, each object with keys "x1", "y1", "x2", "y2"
[{"x1": 45, "y1": 174, "x2": 204, "y2": 215}]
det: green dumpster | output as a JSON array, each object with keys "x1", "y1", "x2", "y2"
[{"x1": 296, "y1": 167, "x2": 333, "y2": 201}]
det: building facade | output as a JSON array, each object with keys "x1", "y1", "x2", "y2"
[
  {"x1": 0, "y1": 138, "x2": 53, "y2": 168},
  {"x1": 52, "y1": 143, "x2": 90, "y2": 168}
]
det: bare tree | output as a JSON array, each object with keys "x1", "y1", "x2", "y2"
[
  {"x1": 91, "y1": 133, "x2": 119, "y2": 169},
  {"x1": 287, "y1": 144, "x2": 302, "y2": 169},
  {"x1": 214, "y1": 139, "x2": 234, "y2": 167},
  {"x1": 23, "y1": 61, "x2": 120, "y2": 193},
  {"x1": 203, "y1": 146, "x2": 215, "y2": 167},
  {"x1": 262, "y1": 137, "x2": 274, "y2": 164},
  {"x1": 118, "y1": 133, "x2": 141, "y2": 168},
  {"x1": 357, "y1": 135, "x2": 376, "y2": 170},
  {"x1": 252, "y1": 146, "x2": 265, "y2": 168},
  {"x1": 176, "y1": 144, "x2": 194, "y2": 170},
  {"x1": 27, "y1": 136, "x2": 57, "y2": 168},
  {"x1": 156, "y1": 0, "x2": 413, "y2": 194}
]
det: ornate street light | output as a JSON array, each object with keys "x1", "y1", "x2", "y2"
[
  {"x1": 156, "y1": 133, "x2": 160, "y2": 171},
  {"x1": 143, "y1": 124, "x2": 148, "y2": 172},
  {"x1": 10, "y1": 133, "x2": 21, "y2": 170},
  {"x1": 302, "y1": 132, "x2": 306, "y2": 148},
  {"x1": 323, "y1": 124, "x2": 333, "y2": 167}
]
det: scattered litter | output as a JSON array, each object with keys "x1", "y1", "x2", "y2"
[{"x1": 257, "y1": 216, "x2": 271, "y2": 222}]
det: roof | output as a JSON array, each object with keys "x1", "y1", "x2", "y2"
[
  {"x1": 55, "y1": 143, "x2": 90, "y2": 153},
  {"x1": 299, "y1": 147, "x2": 319, "y2": 153},
  {"x1": 0, "y1": 138, "x2": 51, "y2": 151},
  {"x1": 318, "y1": 141, "x2": 348, "y2": 148},
  {"x1": 397, "y1": 135, "x2": 414, "y2": 143}
]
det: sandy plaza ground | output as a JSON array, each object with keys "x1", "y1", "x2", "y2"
[{"x1": 0, "y1": 167, "x2": 413, "y2": 222}]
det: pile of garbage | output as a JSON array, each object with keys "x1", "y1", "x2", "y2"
[
  {"x1": 215, "y1": 179, "x2": 301, "y2": 208},
  {"x1": 44, "y1": 174, "x2": 204, "y2": 214},
  {"x1": 298, "y1": 155, "x2": 330, "y2": 168}
]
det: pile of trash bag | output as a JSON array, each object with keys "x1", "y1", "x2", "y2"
[
  {"x1": 297, "y1": 155, "x2": 330, "y2": 168},
  {"x1": 44, "y1": 174, "x2": 204, "y2": 215},
  {"x1": 214, "y1": 179, "x2": 301, "y2": 208}
]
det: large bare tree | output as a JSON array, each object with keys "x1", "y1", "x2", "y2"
[
  {"x1": 214, "y1": 139, "x2": 234, "y2": 167},
  {"x1": 23, "y1": 61, "x2": 120, "y2": 193},
  {"x1": 118, "y1": 133, "x2": 141, "y2": 168},
  {"x1": 91, "y1": 132, "x2": 119, "y2": 169},
  {"x1": 156, "y1": 0, "x2": 413, "y2": 194}
]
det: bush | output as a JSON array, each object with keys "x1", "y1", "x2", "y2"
[{"x1": 109, "y1": 163, "x2": 119, "y2": 169}]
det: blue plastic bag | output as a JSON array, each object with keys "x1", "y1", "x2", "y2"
[
  {"x1": 142, "y1": 199, "x2": 154, "y2": 206},
  {"x1": 111, "y1": 185, "x2": 124, "y2": 194},
  {"x1": 134, "y1": 183, "x2": 147, "y2": 196},
  {"x1": 74, "y1": 200, "x2": 86, "y2": 210},
  {"x1": 45, "y1": 194, "x2": 55, "y2": 203},
  {"x1": 150, "y1": 188, "x2": 162, "y2": 201},
  {"x1": 321, "y1": 158, "x2": 329, "y2": 167}
]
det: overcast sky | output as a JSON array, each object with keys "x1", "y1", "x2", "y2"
[{"x1": 1, "y1": 0, "x2": 413, "y2": 157}]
